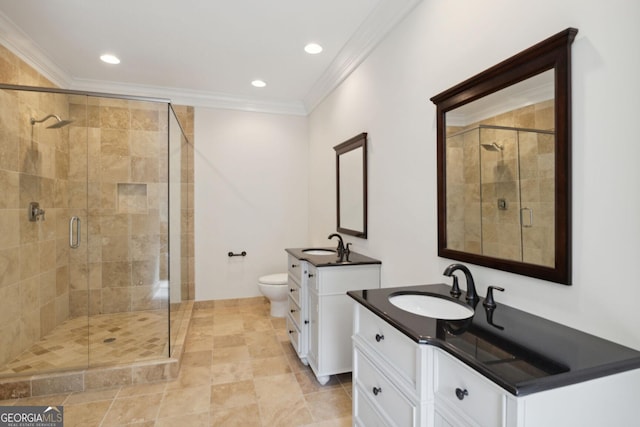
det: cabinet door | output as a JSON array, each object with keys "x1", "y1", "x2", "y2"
[{"x1": 308, "y1": 289, "x2": 320, "y2": 368}]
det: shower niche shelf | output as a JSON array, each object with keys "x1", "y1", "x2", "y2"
[{"x1": 117, "y1": 183, "x2": 148, "y2": 214}]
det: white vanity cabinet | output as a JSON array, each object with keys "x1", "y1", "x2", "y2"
[
  {"x1": 352, "y1": 301, "x2": 640, "y2": 427},
  {"x1": 286, "y1": 251, "x2": 381, "y2": 385},
  {"x1": 306, "y1": 262, "x2": 381, "y2": 384},
  {"x1": 353, "y1": 302, "x2": 521, "y2": 427}
]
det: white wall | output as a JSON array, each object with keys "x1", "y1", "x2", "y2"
[
  {"x1": 308, "y1": 0, "x2": 640, "y2": 349},
  {"x1": 194, "y1": 108, "x2": 308, "y2": 300}
]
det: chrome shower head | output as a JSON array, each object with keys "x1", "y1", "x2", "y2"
[
  {"x1": 30, "y1": 114, "x2": 73, "y2": 129},
  {"x1": 481, "y1": 142, "x2": 503, "y2": 152},
  {"x1": 46, "y1": 119, "x2": 73, "y2": 129}
]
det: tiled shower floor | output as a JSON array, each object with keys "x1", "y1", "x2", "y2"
[{"x1": 0, "y1": 310, "x2": 169, "y2": 376}]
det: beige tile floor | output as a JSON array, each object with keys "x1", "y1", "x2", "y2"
[
  {"x1": 0, "y1": 310, "x2": 169, "y2": 375},
  {"x1": 0, "y1": 299, "x2": 353, "y2": 426}
]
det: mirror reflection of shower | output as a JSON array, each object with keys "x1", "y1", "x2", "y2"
[{"x1": 30, "y1": 114, "x2": 73, "y2": 128}]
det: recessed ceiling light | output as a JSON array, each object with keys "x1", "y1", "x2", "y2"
[
  {"x1": 100, "y1": 54, "x2": 120, "y2": 65},
  {"x1": 304, "y1": 43, "x2": 323, "y2": 54},
  {"x1": 251, "y1": 79, "x2": 267, "y2": 88}
]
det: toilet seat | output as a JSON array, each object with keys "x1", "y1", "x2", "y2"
[{"x1": 258, "y1": 273, "x2": 288, "y2": 285}]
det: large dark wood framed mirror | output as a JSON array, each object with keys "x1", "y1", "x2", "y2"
[
  {"x1": 430, "y1": 28, "x2": 577, "y2": 285},
  {"x1": 334, "y1": 132, "x2": 368, "y2": 238}
]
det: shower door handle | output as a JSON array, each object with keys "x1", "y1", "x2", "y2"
[
  {"x1": 520, "y1": 207, "x2": 533, "y2": 228},
  {"x1": 69, "y1": 216, "x2": 81, "y2": 248}
]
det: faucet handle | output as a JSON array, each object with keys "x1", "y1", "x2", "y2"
[
  {"x1": 449, "y1": 275, "x2": 461, "y2": 298},
  {"x1": 483, "y1": 286, "x2": 505, "y2": 309},
  {"x1": 345, "y1": 243, "x2": 352, "y2": 255}
]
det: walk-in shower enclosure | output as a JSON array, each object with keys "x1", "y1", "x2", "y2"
[{"x1": 0, "y1": 84, "x2": 189, "y2": 378}]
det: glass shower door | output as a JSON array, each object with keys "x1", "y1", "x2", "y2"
[
  {"x1": 65, "y1": 94, "x2": 91, "y2": 371},
  {"x1": 479, "y1": 127, "x2": 522, "y2": 262},
  {"x1": 85, "y1": 96, "x2": 170, "y2": 367},
  {"x1": 0, "y1": 89, "x2": 90, "y2": 377},
  {"x1": 518, "y1": 130, "x2": 555, "y2": 268}
]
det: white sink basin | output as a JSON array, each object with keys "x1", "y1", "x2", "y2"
[
  {"x1": 302, "y1": 248, "x2": 336, "y2": 256},
  {"x1": 388, "y1": 293, "x2": 474, "y2": 320}
]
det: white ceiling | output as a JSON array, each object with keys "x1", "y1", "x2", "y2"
[{"x1": 0, "y1": 0, "x2": 421, "y2": 114}]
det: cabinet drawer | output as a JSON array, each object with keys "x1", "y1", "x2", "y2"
[
  {"x1": 354, "y1": 383, "x2": 393, "y2": 427},
  {"x1": 286, "y1": 316, "x2": 301, "y2": 354},
  {"x1": 354, "y1": 305, "x2": 419, "y2": 390},
  {"x1": 288, "y1": 255, "x2": 303, "y2": 282},
  {"x1": 288, "y1": 296, "x2": 302, "y2": 327},
  {"x1": 354, "y1": 347, "x2": 417, "y2": 427},
  {"x1": 288, "y1": 275, "x2": 301, "y2": 306},
  {"x1": 307, "y1": 264, "x2": 318, "y2": 292},
  {"x1": 435, "y1": 349, "x2": 505, "y2": 427}
]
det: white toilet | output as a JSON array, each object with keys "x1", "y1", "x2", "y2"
[{"x1": 257, "y1": 273, "x2": 289, "y2": 317}]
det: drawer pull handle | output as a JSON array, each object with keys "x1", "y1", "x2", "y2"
[
  {"x1": 372, "y1": 387, "x2": 382, "y2": 396},
  {"x1": 455, "y1": 388, "x2": 468, "y2": 400},
  {"x1": 290, "y1": 309, "x2": 296, "y2": 313},
  {"x1": 304, "y1": 320, "x2": 309, "y2": 324},
  {"x1": 291, "y1": 264, "x2": 298, "y2": 268},
  {"x1": 375, "y1": 334, "x2": 384, "y2": 342},
  {"x1": 308, "y1": 273, "x2": 314, "y2": 278},
  {"x1": 288, "y1": 330, "x2": 295, "y2": 334},
  {"x1": 290, "y1": 288, "x2": 296, "y2": 293}
]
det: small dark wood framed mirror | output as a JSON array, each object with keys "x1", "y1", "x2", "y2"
[
  {"x1": 334, "y1": 132, "x2": 368, "y2": 238},
  {"x1": 430, "y1": 28, "x2": 577, "y2": 284}
]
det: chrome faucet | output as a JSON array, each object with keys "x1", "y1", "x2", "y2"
[
  {"x1": 443, "y1": 263, "x2": 478, "y2": 304},
  {"x1": 328, "y1": 233, "x2": 345, "y2": 256}
]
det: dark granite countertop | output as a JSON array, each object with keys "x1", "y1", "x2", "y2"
[
  {"x1": 286, "y1": 247, "x2": 381, "y2": 267},
  {"x1": 348, "y1": 283, "x2": 640, "y2": 396}
]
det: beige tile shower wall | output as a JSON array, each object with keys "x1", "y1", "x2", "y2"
[
  {"x1": 171, "y1": 105, "x2": 194, "y2": 301},
  {"x1": 0, "y1": 45, "x2": 57, "y2": 88},
  {"x1": 519, "y1": 131, "x2": 555, "y2": 267},
  {"x1": 67, "y1": 97, "x2": 169, "y2": 316},
  {"x1": 0, "y1": 47, "x2": 72, "y2": 366},
  {"x1": 445, "y1": 128, "x2": 482, "y2": 255}
]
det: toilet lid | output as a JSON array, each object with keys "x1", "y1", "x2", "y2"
[{"x1": 259, "y1": 273, "x2": 288, "y2": 285}]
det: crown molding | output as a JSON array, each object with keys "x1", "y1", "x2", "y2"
[
  {"x1": 0, "y1": 0, "x2": 422, "y2": 116},
  {"x1": 303, "y1": 0, "x2": 423, "y2": 113},
  {"x1": 0, "y1": 10, "x2": 72, "y2": 88},
  {"x1": 70, "y1": 78, "x2": 307, "y2": 115}
]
